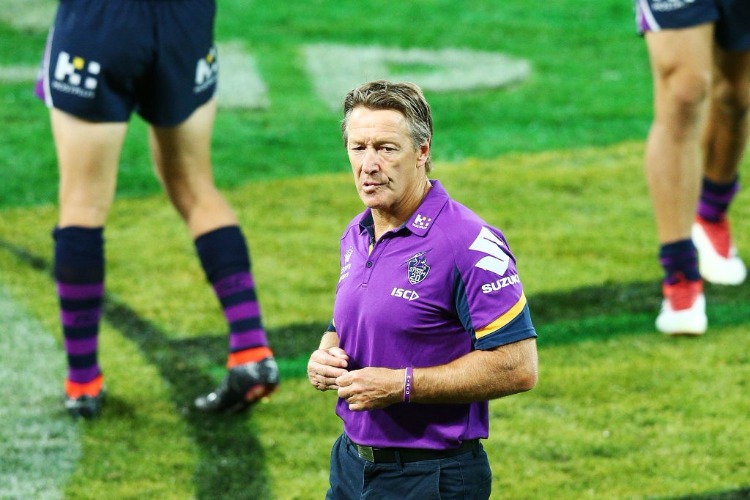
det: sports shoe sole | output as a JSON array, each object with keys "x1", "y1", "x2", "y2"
[
  {"x1": 655, "y1": 294, "x2": 707, "y2": 336},
  {"x1": 64, "y1": 391, "x2": 106, "y2": 419},
  {"x1": 194, "y1": 357, "x2": 280, "y2": 414}
]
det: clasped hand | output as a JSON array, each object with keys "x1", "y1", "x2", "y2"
[{"x1": 307, "y1": 347, "x2": 404, "y2": 411}]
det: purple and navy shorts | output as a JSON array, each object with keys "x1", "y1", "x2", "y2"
[
  {"x1": 36, "y1": 0, "x2": 218, "y2": 126},
  {"x1": 634, "y1": 0, "x2": 750, "y2": 51}
]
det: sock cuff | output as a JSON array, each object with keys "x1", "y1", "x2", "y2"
[
  {"x1": 702, "y1": 175, "x2": 739, "y2": 196},
  {"x1": 659, "y1": 239, "x2": 700, "y2": 283},
  {"x1": 658, "y1": 239, "x2": 695, "y2": 257},
  {"x1": 53, "y1": 225, "x2": 105, "y2": 284},
  {"x1": 195, "y1": 225, "x2": 251, "y2": 283}
]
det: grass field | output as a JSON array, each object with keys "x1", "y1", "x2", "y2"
[{"x1": 2, "y1": 1, "x2": 750, "y2": 499}]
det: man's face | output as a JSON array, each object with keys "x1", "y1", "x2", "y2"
[{"x1": 345, "y1": 107, "x2": 429, "y2": 215}]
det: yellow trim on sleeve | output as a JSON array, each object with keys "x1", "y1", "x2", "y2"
[{"x1": 475, "y1": 292, "x2": 527, "y2": 339}]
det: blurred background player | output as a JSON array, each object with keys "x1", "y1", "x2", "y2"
[
  {"x1": 36, "y1": 0, "x2": 278, "y2": 418},
  {"x1": 636, "y1": 0, "x2": 750, "y2": 335}
]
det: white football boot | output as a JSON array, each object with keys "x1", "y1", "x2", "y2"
[
  {"x1": 655, "y1": 277, "x2": 707, "y2": 336},
  {"x1": 692, "y1": 216, "x2": 747, "y2": 285}
]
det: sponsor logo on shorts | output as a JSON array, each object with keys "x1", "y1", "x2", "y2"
[
  {"x1": 195, "y1": 46, "x2": 218, "y2": 93},
  {"x1": 481, "y1": 274, "x2": 520, "y2": 294},
  {"x1": 51, "y1": 51, "x2": 100, "y2": 99},
  {"x1": 391, "y1": 287, "x2": 420, "y2": 301},
  {"x1": 650, "y1": 0, "x2": 696, "y2": 12}
]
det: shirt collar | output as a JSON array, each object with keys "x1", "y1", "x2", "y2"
[{"x1": 357, "y1": 180, "x2": 449, "y2": 238}]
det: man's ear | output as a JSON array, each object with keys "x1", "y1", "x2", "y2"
[{"x1": 416, "y1": 141, "x2": 430, "y2": 167}]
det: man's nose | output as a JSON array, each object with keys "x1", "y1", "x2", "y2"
[{"x1": 362, "y1": 148, "x2": 379, "y2": 173}]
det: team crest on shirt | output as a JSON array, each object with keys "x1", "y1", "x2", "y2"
[{"x1": 406, "y1": 252, "x2": 430, "y2": 284}]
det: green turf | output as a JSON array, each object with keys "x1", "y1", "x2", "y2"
[
  {"x1": 2, "y1": 1, "x2": 749, "y2": 498},
  {"x1": 0, "y1": 285, "x2": 80, "y2": 498},
  {"x1": 0, "y1": 0, "x2": 651, "y2": 209},
  {"x1": 1, "y1": 143, "x2": 748, "y2": 498}
]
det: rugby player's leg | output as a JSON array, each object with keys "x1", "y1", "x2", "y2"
[
  {"x1": 644, "y1": 25, "x2": 713, "y2": 334},
  {"x1": 51, "y1": 108, "x2": 126, "y2": 417},
  {"x1": 53, "y1": 109, "x2": 124, "y2": 228},
  {"x1": 149, "y1": 98, "x2": 236, "y2": 238},
  {"x1": 692, "y1": 48, "x2": 750, "y2": 285},
  {"x1": 149, "y1": 98, "x2": 278, "y2": 413},
  {"x1": 703, "y1": 49, "x2": 750, "y2": 184}
]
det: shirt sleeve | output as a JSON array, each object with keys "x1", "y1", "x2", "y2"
[{"x1": 452, "y1": 225, "x2": 537, "y2": 350}]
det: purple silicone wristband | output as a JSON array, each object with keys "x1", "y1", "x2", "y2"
[{"x1": 403, "y1": 367, "x2": 413, "y2": 403}]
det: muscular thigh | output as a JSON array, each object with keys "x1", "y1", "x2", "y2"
[{"x1": 51, "y1": 109, "x2": 127, "y2": 226}]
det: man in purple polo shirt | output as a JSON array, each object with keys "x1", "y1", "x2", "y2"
[{"x1": 307, "y1": 80, "x2": 538, "y2": 499}]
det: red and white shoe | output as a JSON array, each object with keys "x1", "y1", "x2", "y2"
[
  {"x1": 655, "y1": 277, "x2": 707, "y2": 336},
  {"x1": 692, "y1": 215, "x2": 747, "y2": 285}
]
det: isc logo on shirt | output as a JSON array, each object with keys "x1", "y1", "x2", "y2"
[{"x1": 391, "y1": 288, "x2": 420, "y2": 301}]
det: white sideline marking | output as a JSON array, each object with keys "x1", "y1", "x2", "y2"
[
  {"x1": 0, "y1": 286, "x2": 79, "y2": 499},
  {"x1": 0, "y1": 65, "x2": 39, "y2": 83},
  {"x1": 0, "y1": 0, "x2": 55, "y2": 32},
  {"x1": 0, "y1": 42, "x2": 271, "y2": 111},
  {"x1": 216, "y1": 41, "x2": 270, "y2": 110},
  {"x1": 304, "y1": 44, "x2": 531, "y2": 110}
]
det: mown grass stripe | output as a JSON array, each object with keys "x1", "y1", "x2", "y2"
[
  {"x1": 0, "y1": 285, "x2": 79, "y2": 499},
  {"x1": 0, "y1": 238, "x2": 275, "y2": 497}
]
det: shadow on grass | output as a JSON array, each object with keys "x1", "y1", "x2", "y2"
[
  {"x1": 669, "y1": 488, "x2": 750, "y2": 500},
  {"x1": 530, "y1": 280, "x2": 750, "y2": 346},
  {"x1": 3, "y1": 238, "x2": 750, "y2": 499},
  {"x1": 0, "y1": 238, "x2": 276, "y2": 499},
  {"x1": 103, "y1": 299, "x2": 274, "y2": 499}
]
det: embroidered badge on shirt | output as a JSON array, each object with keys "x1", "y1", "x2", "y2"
[{"x1": 406, "y1": 252, "x2": 430, "y2": 284}]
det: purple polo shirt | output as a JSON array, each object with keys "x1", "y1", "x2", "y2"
[{"x1": 332, "y1": 180, "x2": 537, "y2": 450}]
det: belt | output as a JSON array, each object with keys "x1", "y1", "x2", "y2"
[{"x1": 347, "y1": 435, "x2": 479, "y2": 463}]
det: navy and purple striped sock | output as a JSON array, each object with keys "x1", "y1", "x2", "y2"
[
  {"x1": 53, "y1": 226, "x2": 105, "y2": 392},
  {"x1": 659, "y1": 239, "x2": 701, "y2": 285},
  {"x1": 697, "y1": 176, "x2": 739, "y2": 222},
  {"x1": 195, "y1": 226, "x2": 271, "y2": 368}
]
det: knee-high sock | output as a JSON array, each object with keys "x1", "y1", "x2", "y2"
[
  {"x1": 195, "y1": 226, "x2": 271, "y2": 368},
  {"x1": 54, "y1": 226, "x2": 105, "y2": 389},
  {"x1": 697, "y1": 176, "x2": 739, "y2": 222}
]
